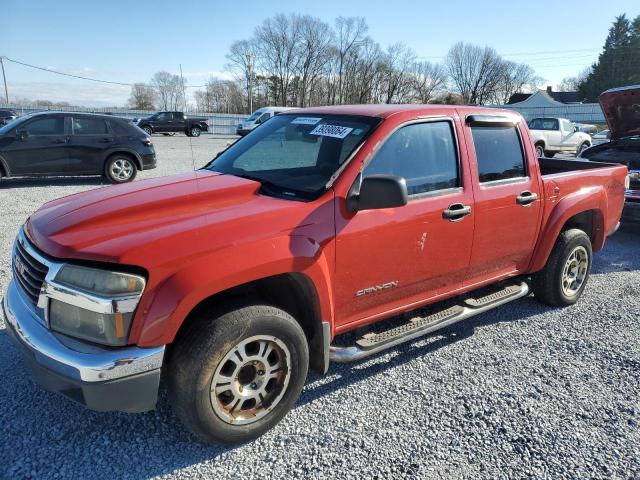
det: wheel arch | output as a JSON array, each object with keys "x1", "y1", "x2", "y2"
[
  {"x1": 105, "y1": 149, "x2": 142, "y2": 171},
  {"x1": 529, "y1": 188, "x2": 606, "y2": 272},
  {"x1": 168, "y1": 272, "x2": 328, "y2": 374},
  {"x1": 0, "y1": 155, "x2": 9, "y2": 177}
]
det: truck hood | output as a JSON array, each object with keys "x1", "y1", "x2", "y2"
[
  {"x1": 599, "y1": 85, "x2": 640, "y2": 140},
  {"x1": 24, "y1": 170, "x2": 311, "y2": 265}
]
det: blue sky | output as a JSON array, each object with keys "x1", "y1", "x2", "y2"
[{"x1": 1, "y1": 0, "x2": 639, "y2": 106}]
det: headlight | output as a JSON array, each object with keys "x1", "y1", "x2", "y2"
[{"x1": 49, "y1": 265, "x2": 145, "y2": 346}]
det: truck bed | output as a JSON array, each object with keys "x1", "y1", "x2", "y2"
[{"x1": 538, "y1": 158, "x2": 618, "y2": 176}]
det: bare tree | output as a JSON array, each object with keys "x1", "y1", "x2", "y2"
[
  {"x1": 333, "y1": 16, "x2": 368, "y2": 104},
  {"x1": 445, "y1": 42, "x2": 505, "y2": 104},
  {"x1": 151, "y1": 71, "x2": 184, "y2": 110},
  {"x1": 226, "y1": 40, "x2": 257, "y2": 113},
  {"x1": 128, "y1": 83, "x2": 155, "y2": 110},
  {"x1": 559, "y1": 66, "x2": 592, "y2": 92},
  {"x1": 295, "y1": 15, "x2": 332, "y2": 107},
  {"x1": 493, "y1": 61, "x2": 542, "y2": 104},
  {"x1": 411, "y1": 61, "x2": 447, "y2": 103}
]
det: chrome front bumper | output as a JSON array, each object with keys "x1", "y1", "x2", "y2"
[{"x1": 3, "y1": 280, "x2": 165, "y2": 412}]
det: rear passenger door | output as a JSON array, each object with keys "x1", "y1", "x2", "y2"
[
  {"x1": 462, "y1": 116, "x2": 542, "y2": 287},
  {"x1": 334, "y1": 118, "x2": 475, "y2": 326},
  {"x1": 68, "y1": 116, "x2": 114, "y2": 173}
]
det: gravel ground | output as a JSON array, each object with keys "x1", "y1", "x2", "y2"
[{"x1": 1, "y1": 135, "x2": 639, "y2": 479}]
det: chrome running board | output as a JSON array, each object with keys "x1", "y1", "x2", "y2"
[{"x1": 329, "y1": 282, "x2": 529, "y2": 363}]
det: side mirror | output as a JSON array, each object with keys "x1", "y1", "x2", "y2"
[
  {"x1": 348, "y1": 174, "x2": 408, "y2": 212},
  {"x1": 16, "y1": 129, "x2": 28, "y2": 140}
]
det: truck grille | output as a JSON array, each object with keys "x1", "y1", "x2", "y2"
[{"x1": 12, "y1": 237, "x2": 49, "y2": 304}]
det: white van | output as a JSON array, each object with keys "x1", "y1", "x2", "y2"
[{"x1": 236, "y1": 107, "x2": 298, "y2": 136}]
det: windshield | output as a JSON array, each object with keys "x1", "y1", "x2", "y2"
[
  {"x1": 207, "y1": 113, "x2": 380, "y2": 200},
  {"x1": 0, "y1": 114, "x2": 33, "y2": 134},
  {"x1": 246, "y1": 110, "x2": 264, "y2": 122}
]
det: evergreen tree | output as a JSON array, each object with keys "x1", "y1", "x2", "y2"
[{"x1": 579, "y1": 14, "x2": 638, "y2": 101}]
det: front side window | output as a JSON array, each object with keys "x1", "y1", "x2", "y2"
[
  {"x1": 364, "y1": 121, "x2": 459, "y2": 196},
  {"x1": 471, "y1": 126, "x2": 526, "y2": 183},
  {"x1": 157, "y1": 113, "x2": 171, "y2": 120},
  {"x1": 23, "y1": 117, "x2": 64, "y2": 135},
  {"x1": 562, "y1": 120, "x2": 574, "y2": 132},
  {"x1": 208, "y1": 114, "x2": 379, "y2": 199},
  {"x1": 73, "y1": 117, "x2": 109, "y2": 135},
  {"x1": 258, "y1": 113, "x2": 271, "y2": 124}
]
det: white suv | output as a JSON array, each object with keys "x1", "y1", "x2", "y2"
[{"x1": 528, "y1": 117, "x2": 592, "y2": 157}]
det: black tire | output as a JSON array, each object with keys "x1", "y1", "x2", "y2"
[
  {"x1": 531, "y1": 228, "x2": 592, "y2": 307},
  {"x1": 168, "y1": 304, "x2": 309, "y2": 445},
  {"x1": 142, "y1": 125, "x2": 153, "y2": 135},
  {"x1": 104, "y1": 154, "x2": 137, "y2": 184},
  {"x1": 189, "y1": 126, "x2": 201, "y2": 137},
  {"x1": 535, "y1": 143, "x2": 545, "y2": 158},
  {"x1": 576, "y1": 142, "x2": 590, "y2": 156}
]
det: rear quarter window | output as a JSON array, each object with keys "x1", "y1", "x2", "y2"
[
  {"x1": 471, "y1": 126, "x2": 526, "y2": 183},
  {"x1": 110, "y1": 121, "x2": 132, "y2": 136}
]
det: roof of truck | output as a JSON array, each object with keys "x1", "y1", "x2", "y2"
[{"x1": 287, "y1": 104, "x2": 516, "y2": 119}]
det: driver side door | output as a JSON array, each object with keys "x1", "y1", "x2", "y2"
[{"x1": 334, "y1": 118, "x2": 475, "y2": 327}]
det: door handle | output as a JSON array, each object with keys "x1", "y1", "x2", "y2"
[
  {"x1": 443, "y1": 203, "x2": 472, "y2": 221},
  {"x1": 98, "y1": 138, "x2": 112, "y2": 143},
  {"x1": 516, "y1": 191, "x2": 538, "y2": 206}
]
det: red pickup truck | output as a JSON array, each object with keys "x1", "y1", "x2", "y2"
[{"x1": 4, "y1": 105, "x2": 627, "y2": 445}]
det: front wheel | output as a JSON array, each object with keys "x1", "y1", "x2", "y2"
[
  {"x1": 535, "y1": 144, "x2": 545, "y2": 158},
  {"x1": 168, "y1": 304, "x2": 309, "y2": 445},
  {"x1": 142, "y1": 125, "x2": 153, "y2": 135},
  {"x1": 104, "y1": 155, "x2": 137, "y2": 183},
  {"x1": 189, "y1": 126, "x2": 201, "y2": 137},
  {"x1": 576, "y1": 142, "x2": 590, "y2": 156},
  {"x1": 531, "y1": 228, "x2": 592, "y2": 306}
]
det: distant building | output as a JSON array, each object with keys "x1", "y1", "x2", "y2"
[{"x1": 507, "y1": 86, "x2": 584, "y2": 107}]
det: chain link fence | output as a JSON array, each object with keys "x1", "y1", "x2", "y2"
[{"x1": 0, "y1": 103, "x2": 247, "y2": 135}]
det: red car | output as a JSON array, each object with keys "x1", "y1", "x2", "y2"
[{"x1": 4, "y1": 105, "x2": 627, "y2": 445}]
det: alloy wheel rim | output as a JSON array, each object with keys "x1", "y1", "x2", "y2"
[
  {"x1": 191, "y1": 128, "x2": 199, "y2": 136},
  {"x1": 561, "y1": 246, "x2": 588, "y2": 296},
  {"x1": 536, "y1": 146, "x2": 544, "y2": 157},
  {"x1": 110, "y1": 159, "x2": 133, "y2": 181},
  {"x1": 210, "y1": 335, "x2": 291, "y2": 425}
]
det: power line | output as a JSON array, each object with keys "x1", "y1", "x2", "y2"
[{"x1": 4, "y1": 56, "x2": 208, "y2": 88}]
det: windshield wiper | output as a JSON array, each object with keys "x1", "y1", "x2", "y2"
[{"x1": 234, "y1": 173, "x2": 300, "y2": 199}]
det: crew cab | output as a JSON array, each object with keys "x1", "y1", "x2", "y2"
[
  {"x1": 4, "y1": 105, "x2": 626, "y2": 445},
  {"x1": 529, "y1": 117, "x2": 592, "y2": 157},
  {"x1": 580, "y1": 85, "x2": 640, "y2": 222},
  {"x1": 137, "y1": 111, "x2": 208, "y2": 137}
]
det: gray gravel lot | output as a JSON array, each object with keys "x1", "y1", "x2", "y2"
[{"x1": 1, "y1": 135, "x2": 639, "y2": 479}]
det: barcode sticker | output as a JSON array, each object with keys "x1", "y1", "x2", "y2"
[
  {"x1": 291, "y1": 117, "x2": 322, "y2": 125},
  {"x1": 310, "y1": 124, "x2": 353, "y2": 139}
]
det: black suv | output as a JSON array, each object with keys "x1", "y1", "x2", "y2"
[{"x1": 0, "y1": 112, "x2": 156, "y2": 184}]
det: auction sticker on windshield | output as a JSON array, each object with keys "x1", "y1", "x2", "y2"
[
  {"x1": 291, "y1": 117, "x2": 322, "y2": 125},
  {"x1": 310, "y1": 124, "x2": 354, "y2": 139}
]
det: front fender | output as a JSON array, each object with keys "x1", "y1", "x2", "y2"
[
  {"x1": 529, "y1": 186, "x2": 607, "y2": 272},
  {"x1": 131, "y1": 233, "x2": 335, "y2": 346}
]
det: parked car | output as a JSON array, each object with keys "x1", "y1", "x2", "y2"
[
  {"x1": 528, "y1": 117, "x2": 592, "y2": 157},
  {"x1": 591, "y1": 129, "x2": 611, "y2": 146},
  {"x1": 576, "y1": 123, "x2": 598, "y2": 136},
  {"x1": 579, "y1": 84, "x2": 640, "y2": 223},
  {"x1": 4, "y1": 105, "x2": 626, "y2": 445},
  {"x1": 0, "y1": 112, "x2": 156, "y2": 184},
  {"x1": 236, "y1": 106, "x2": 297, "y2": 136},
  {"x1": 0, "y1": 109, "x2": 18, "y2": 126},
  {"x1": 136, "y1": 111, "x2": 208, "y2": 137}
]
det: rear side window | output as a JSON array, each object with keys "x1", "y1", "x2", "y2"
[
  {"x1": 73, "y1": 117, "x2": 109, "y2": 135},
  {"x1": 110, "y1": 121, "x2": 131, "y2": 136},
  {"x1": 364, "y1": 121, "x2": 459, "y2": 196},
  {"x1": 23, "y1": 117, "x2": 64, "y2": 135},
  {"x1": 471, "y1": 126, "x2": 525, "y2": 183}
]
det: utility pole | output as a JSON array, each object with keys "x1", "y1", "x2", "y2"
[
  {"x1": 0, "y1": 56, "x2": 9, "y2": 104},
  {"x1": 246, "y1": 51, "x2": 255, "y2": 114}
]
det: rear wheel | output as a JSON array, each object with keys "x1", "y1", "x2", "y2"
[
  {"x1": 535, "y1": 144, "x2": 545, "y2": 158},
  {"x1": 168, "y1": 304, "x2": 309, "y2": 445},
  {"x1": 531, "y1": 229, "x2": 592, "y2": 306},
  {"x1": 189, "y1": 126, "x2": 201, "y2": 137},
  {"x1": 142, "y1": 125, "x2": 153, "y2": 135},
  {"x1": 576, "y1": 142, "x2": 590, "y2": 156},
  {"x1": 104, "y1": 155, "x2": 137, "y2": 183}
]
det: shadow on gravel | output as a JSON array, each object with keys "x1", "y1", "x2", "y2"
[
  {"x1": 0, "y1": 176, "x2": 107, "y2": 189},
  {"x1": 591, "y1": 225, "x2": 640, "y2": 275}
]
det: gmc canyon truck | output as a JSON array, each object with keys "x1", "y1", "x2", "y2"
[
  {"x1": 579, "y1": 85, "x2": 640, "y2": 223},
  {"x1": 136, "y1": 111, "x2": 208, "y2": 137},
  {"x1": 529, "y1": 117, "x2": 592, "y2": 157},
  {"x1": 4, "y1": 105, "x2": 627, "y2": 445}
]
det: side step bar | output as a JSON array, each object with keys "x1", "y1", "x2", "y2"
[{"x1": 329, "y1": 282, "x2": 529, "y2": 363}]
